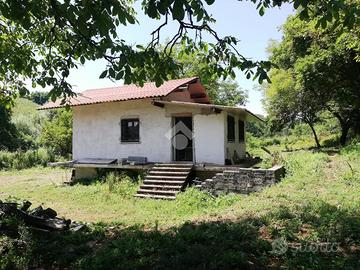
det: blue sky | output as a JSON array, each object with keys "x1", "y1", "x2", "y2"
[{"x1": 67, "y1": 1, "x2": 294, "y2": 115}]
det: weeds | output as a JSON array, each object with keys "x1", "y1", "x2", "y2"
[
  {"x1": 103, "y1": 172, "x2": 140, "y2": 198},
  {"x1": 0, "y1": 148, "x2": 55, "y2": 170},
  {"x1": 1, "y1": 142, "x2": 360, "y2": 269}
]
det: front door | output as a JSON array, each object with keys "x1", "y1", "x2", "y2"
[{"x1": 172, "y1": 116, "x2": 193, "y2": 162}]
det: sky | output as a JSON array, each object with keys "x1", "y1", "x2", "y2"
[{"x1": 67, "y1": 1, "x2": 294, "y2": 115}]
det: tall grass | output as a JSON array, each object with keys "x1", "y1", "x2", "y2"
[
  {"x1": 0, "y1": 148, "x2": 54, "y2": 170},
  {"x1": 103, "y1": 172, "x2": 140, "y2": 198}
]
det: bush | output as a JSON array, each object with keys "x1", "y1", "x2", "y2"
[
  {"x1": 0, "y1": 148, "x2": 54, "y2": 170},
  {"x1": 176, "y1": 187, "x2": 239, "y2": 213},
  {"x1": 0, "y1": 104, "x2": 20, "y2": 151},
  {"x1": 40, "y1": 109, "x2": 72, "y2": 158},
  {"x1": 103, "y1": 172, "x2": 140, "y2": 198},
  {"x1": 291, "y1": 123, "x2": 312, "y2": 136},
  {"x1": 11, "y1": 98, "x2": 48, "y2": 150}
]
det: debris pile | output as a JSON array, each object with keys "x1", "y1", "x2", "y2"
[{"x1": 0, "y1": 200, "x2": 84, "y2": 232}]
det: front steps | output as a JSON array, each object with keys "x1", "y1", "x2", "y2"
[{"x1": 134, "y1": 163, "x2": 193, "y2": 200}]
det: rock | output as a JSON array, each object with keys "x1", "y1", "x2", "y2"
[
  {"x1": 30, "y1": 206, "x2": 44, "y2": 217},
  {"x1": 42, "y1": 208, "x2": 57, "y2": 219},
  {"x1": 20, "y1": 201, "x2": 32, "y2": 211},
  {"x1": 70, "y1": 223, "x2": 87, "y2": 232}
]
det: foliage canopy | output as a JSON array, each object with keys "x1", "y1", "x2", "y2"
[
  {"x1": 265, "y1": 3, "x2": 360, "y2": 145},
  {"x1": 0, "y1": 0, "x2": 358, "y2": 107}
]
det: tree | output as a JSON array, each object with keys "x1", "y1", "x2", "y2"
[
  {"x1": 0, "y1": 0, "x2": 358, "y2": 107},
  {"x1": 265, "y1": 5, "x2": 360, "y2": 145},
  {"x1": 27, "y1": 91, "x2": 50, "y2": 105},
  {"x1": 170, "y1": 46, "x2": 248, "y2": 105},
  {"x1": 0, "y1": 104, "x2": 20, "y2": 151},
  {"x1": 40, "y1": 109, "x2": 72, "y2": 157},
  {"x1": 215, "y1": 80, "x2": 247, "y2": 106},
  {"x1": 264, "y1": 68, "x2": 323, "y2": 148}
]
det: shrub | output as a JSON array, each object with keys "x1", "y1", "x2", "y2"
[
  {"x1": 0, "y1": 151, "x2": 13, "y2": 169},
  {"x1": 11, "y1": 98, "x2": 48, "y2": 151},
  {"x1": 176, "y1": 187, "x2": 239, "y2": 213},
  {"x1": 0, "y1": 103, "x2": 20, "y2": 151},
  {"x1": 341, "y1": 141, "x2": 360, "y2": 155},
  {"x1": 291, "y1": 123, "x2": 312, "y2": 136},
  {"x1": 103, "y1": 172, "x2": 140, "y2": 198},
  {"x1": 40, "y1": 109, "x2": 72, "y2": 158},
  {"x1": 0, "y1": 148, "x2": 54, "y2": 170}
]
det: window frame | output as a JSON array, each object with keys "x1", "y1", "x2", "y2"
[
  {"x1": 238, "y1": 119, "x2": 245, "y2": 143},
  {"x1": 120, "y1": 118, "x2": 140, "y2": 143},
  {"x1": 227, "y1": 115, "x2": 235, "y2": 142}
]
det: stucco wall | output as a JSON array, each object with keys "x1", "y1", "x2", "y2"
[
  {"x1": 193, "y1": 113, "x2": 225, "y2": 165},
  {"x1": 224, "y1": 112, "x2": 246, "y2": 163},
  {"x1": 72, "y1": 100, "x2": 229, "y2": 164},
  {"x1": 73, "y1": 99, "x2": 173, "y2": 163}
]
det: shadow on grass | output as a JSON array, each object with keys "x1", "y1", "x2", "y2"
[
  {"x1": 2, "y1": 200, "x2": 360, "y2": 269},
  {"x1": 72, "y1": 169, "x2": 143, "y2": 186},
  {"x1": 71, "y1": 177, "x2": 100, "y2": 186},
  {"x1": 281, "y1": 145, "x2": 341, "y2": 157}
]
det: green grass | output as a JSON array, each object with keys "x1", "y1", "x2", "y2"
[
  {"x1": 1, "y1": 143, "x2": 360, "y2": 269},
  {"x1": 0, "y1": 168, "x2": 239, "y2": 227}
]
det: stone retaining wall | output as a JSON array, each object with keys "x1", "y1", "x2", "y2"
[{"x1": 197, "y1": 165, "x2": 285, "y2": 195}]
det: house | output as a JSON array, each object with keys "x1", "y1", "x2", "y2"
[{"x1": 41, "y1": 77, "x2": 263, "y2": 188}]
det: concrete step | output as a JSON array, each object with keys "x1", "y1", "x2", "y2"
[
  {"x1": 148, "y1": 171, "x2": 189, "y2": 175},
  {"x1": 146, "y1": 175, "x2": 187, "y2": 180},
  {"x1": 151, "y1": 167, "x2": 191, "y2": 171},
  {"x1": 136, "y1": 163, "x2": 193, "y2": 200},
  {"x1": 137, "y1": 189, "x2": 179, "y2": 195},
  {"x1": 140, "y1": 184, "x2": 183, "y2": 190},
  {"x1": 143, "y1": 179, "x2": 185, "y2": 185},
  {"x1": 134, "y1": 194, "x2": 175, "y2": 200},
  {"x1": 155, "y1": 163, "x2": 193, "y2": 168}
]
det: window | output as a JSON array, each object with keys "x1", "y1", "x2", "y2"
[
  {"x1": 238, "y1": 120, "x2": 245, "y2": 142},
  {"x1": 121, "y1": 118, "x2": 139, "y2": 142},
  {"x1": 227, "y1": 115, "x2": 235, "y2": 142}
]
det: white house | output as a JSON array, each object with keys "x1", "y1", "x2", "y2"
[{"x1": 41, "y1": 77, "x2": 262, "y2": 167}]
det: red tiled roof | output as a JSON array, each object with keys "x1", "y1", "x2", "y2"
[{"x1": 40, "y1": 77, "x2": 199, "y2": 110}]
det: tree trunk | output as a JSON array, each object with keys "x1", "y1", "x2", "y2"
[
  {"x1": 332, "y1": 112, "x2": 350, "y2": 146},
  {"x1": 340, "y1": 124, "x2": 350, "y2": 146},
  {"x1": 308, "y1": 122, "x2": 321, "y2": 148}
]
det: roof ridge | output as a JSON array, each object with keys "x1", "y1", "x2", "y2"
[
  {"x1": 39, "y1": 77, "x2": 201, "y2": 110},
  {"x1": 80, "y1": 77, "x2": 199, "y2": 94}
]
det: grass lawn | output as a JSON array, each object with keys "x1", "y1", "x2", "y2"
[
  {"x1": 1, "y1": 143, "x2": 360, "y2": 269},
  {"x1": 0, "y1": 167, "x2": 239, "y2": 228}
]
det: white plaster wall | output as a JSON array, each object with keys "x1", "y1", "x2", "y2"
[
  {"x1": 72, "y1": 100, "x2": 173, "y2": 163},
  {"x1": 224, "y1": 112, "x2": 246, "y2": 163},
  {"x1": 72, "y1": 99, "x2": 237, "y2": 165},
  {"x1": 194, "y1": 113, "x2": 225, "y2": 164}
]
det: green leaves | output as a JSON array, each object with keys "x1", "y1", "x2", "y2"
[
  {"x1": 1, "y1": 0, "x2": 359, "y2": 109},
  {"x1": 172, "y1": 0, "x2": 185, "y2": 20},
  {"x1": 266, "y1": 5, "x2": 360, "y2": 144},
  {"x1": 146, "y1": 0, "x2": 158, "y2": 18},
  {"x1": 204, "y1": 0, "x2": 216, "y2": 5},
  {"x1": 259, "y1": 6, "x2": 265, "y2": 16},
  {"x1": 108, "y1": 68, "x2": 115, "y2": 78},
  {"x1": 99, "y1": 70, "x2": 108, "y2": 79}
]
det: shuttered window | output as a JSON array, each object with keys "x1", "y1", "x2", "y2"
[
  {"x1": 121, "y1": 118, "x2": 139, "y2": 142},
  {"x1": 227, "y1": 115, "x2": 235, "y2": 142},
  {"x1": 238, "y1": 120, "x2": 245, "y2": 142}
]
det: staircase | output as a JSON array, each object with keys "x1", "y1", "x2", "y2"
[{"x1": 134, "y1": 163, "x2": 193, "y2": 200}]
